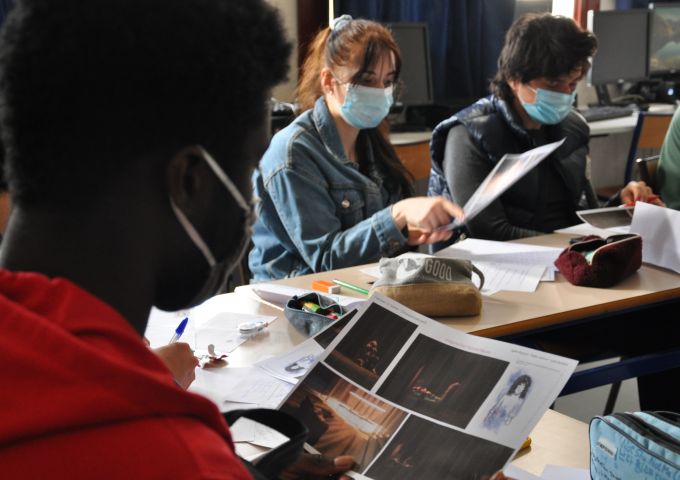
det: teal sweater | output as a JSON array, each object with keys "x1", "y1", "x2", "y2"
[{"x1": 659, "y1": 108, "x2": 680, "y2": 210}]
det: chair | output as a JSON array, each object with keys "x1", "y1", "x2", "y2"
[
  {"x1": 636, "y1": 154, "x2": 661, "y2": 192},
  {"x1": 596, "y1": 112, "x2": 672, "y2": 200}
]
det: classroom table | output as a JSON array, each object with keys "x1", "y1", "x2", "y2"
[
  {"x1": 207, "y1": 293, "x2": 590, "y2": 476},
  {"x1": 240, "y1": 232, "x2": 680, "y2": 340}
]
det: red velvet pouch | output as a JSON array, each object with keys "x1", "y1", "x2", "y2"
[{"x1": 554, "y1": 234, "x2": 642, "y2": 287}]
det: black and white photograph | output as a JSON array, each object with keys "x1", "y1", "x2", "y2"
[
  {"x1": 325, "y1": 303, "x2": 418, "y2": 389},
  {"x1": 281, "y1": 364, "x2": 408, "y2": 471},
  {"x1": 377, "y1": 334, "x2": 509, "y2": 427},
  {"x1": 365, "y1": 415, "x2": 513, "y2": 480}
]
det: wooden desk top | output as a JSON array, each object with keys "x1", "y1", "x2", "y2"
[
  {"x1": 245, "y1": 233, "x2": 680, "y2": 338},
  {"x1": 512, "y1": 409, "x2": 589, "y2": 475}
]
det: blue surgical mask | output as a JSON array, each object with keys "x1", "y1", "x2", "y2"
[
  {"x1": 170, "y1": 146, "x2": 255, "y2": 306},
  {"x1": 340, "y1": 84, "x2": 394, "y2": 129},
  {"x1": 520, "y1": 86, "x2": 575, "y2": 125}
]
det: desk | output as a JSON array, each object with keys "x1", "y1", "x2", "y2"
[
  {"x1": 217, "y1": 294, "x2": 590, "y2": 476},
  {"x1": 246, "y1": 232, "x2": 680, "y2": 338}
]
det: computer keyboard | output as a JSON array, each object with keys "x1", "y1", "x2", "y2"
[{"x1": 578, "y1": 105, "x2": 637, "y2": 122}]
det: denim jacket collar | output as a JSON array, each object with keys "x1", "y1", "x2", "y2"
[{"x1": 312, "y1": 97, "x2": 357, "y2": 167}]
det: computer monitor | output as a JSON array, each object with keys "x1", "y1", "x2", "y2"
[
  {"x1": 588, "y1": 9, "x2": 649, "y2": 86},
  {"x1": 649, "y1": 3, "x2": 680, "y2": 76},
  {"x1": 387, "y1": 23, "x2": 434, "y2": 106}
]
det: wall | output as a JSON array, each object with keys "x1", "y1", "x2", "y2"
[{"x1": 267, "y1": 0, "x2": 299, "y2": 102}]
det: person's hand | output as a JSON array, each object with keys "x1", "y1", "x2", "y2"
[
  {"x1": 153, "y1": 343, "x2": 199, "y2": 389},
  {"x1": 280, "y1": 453, "x2": 354, "y2": 480},
  {"x1": 391, "y1": 196, "x2": 464, "y2": 246},
  {"x1": 620, "y1": 181, "x2": 665, "y2": 206}
]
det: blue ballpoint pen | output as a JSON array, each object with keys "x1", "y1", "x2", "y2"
[{"x1": 168, "y1": 317, "x2": 189, "y2": 344}]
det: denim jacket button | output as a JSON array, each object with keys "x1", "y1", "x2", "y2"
[{"x1": 341, "y1": 199, "x2": 351, "y2": 209}]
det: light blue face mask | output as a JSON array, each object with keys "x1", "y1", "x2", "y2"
[
  {"x1": 520, "y1": 86, "x2": 576, "y2": 125},
  {"x1": 340, "y1": 84, "x2": 394, "y2": 129}
]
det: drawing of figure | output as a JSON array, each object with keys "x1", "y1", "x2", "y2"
[
  {"x1": 284, "y1": 354, "x2": 316, "y2": 374},
  {"x1": 355, "y1": 340, "x2": 380, "y2": 374},
  {"x1": 483, "y1": 374, "x2": 532, "y2": 431}
]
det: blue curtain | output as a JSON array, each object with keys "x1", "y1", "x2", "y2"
[
  {"x1": 335, "y1": 0, "x2": 515, "y2": 106},
  {"x1": 0, "y1": 0, "x2": 15, "y2": 27}
]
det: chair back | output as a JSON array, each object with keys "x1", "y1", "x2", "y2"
[
  {"x1": 636, "y1": 155, "x2": 661, "y2": 192},
  {"x1": 625, "y1": 112, "x2": 673, "y2": 184}
]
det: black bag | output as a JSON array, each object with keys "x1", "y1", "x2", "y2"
[{"x1": 223, "y1": 409, "x2": 308, "y2": 480}]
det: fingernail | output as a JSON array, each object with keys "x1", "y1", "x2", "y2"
[{"x1": 334, "y1": 456, "x2": 354, "y2": 469}]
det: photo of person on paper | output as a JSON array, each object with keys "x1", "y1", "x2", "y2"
[
  {"x1": 377, "y1": 334, "x2": 509, "y2": 427},
  {"x1": 326, "y1": 303, "x2": 418, "y2": 389}
]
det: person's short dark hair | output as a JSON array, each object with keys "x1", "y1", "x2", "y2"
[
  {"x1": 0, "y1": 0, "x2": 290, "y2": 206},
  {"x1": 491, "y1": 13, "x2": 597, "y2": 102}
]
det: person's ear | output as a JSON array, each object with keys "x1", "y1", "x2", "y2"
[
  {"x1": 320, "y1": 67, "x2": 335, "y2": 95},
  {"x1": 166, "y1": 145, "x2": 210, "y2": 215}
]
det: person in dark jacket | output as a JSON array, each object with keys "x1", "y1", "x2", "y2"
[{"x1": 428, "y1": 13, "x2": 661, "y2": 243}]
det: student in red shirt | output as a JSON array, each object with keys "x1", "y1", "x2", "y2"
[{"x1": 0, "y1": 0, "x2": 352, "y2": 478}]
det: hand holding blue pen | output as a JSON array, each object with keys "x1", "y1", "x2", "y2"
[{"x1": 168, "y1": 317, "x2": 189, "y2": 344}]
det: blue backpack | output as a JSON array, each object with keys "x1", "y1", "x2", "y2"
[{"x1": 590, "y1": 411, "x2": 680, "y2": 479}]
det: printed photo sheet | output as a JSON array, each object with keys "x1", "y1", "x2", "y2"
[{"x1": 278, "y1": 294, "x2": 577, "y2": 480}]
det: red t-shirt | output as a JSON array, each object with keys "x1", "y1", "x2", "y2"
[{"x1": 0, "y1": 269, "x2": 252, "y2": 479}]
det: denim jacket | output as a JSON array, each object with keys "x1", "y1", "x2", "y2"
[{"x1": 249, "y1": 97, "x2": 407, "y2": 281}]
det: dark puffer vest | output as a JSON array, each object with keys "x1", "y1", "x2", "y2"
[{"x1": 428, "y1": 95, "x2": 591, "y2": 229}]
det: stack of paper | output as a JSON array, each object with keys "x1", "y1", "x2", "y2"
[
  {"x1": 435, "y1": 238, "x2": 562, "y2": 295},
  {"x1": 278, "y1": 294, "x2": 577, "y2": 479}
]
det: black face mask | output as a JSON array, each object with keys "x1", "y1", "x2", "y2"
[{"x1": 169, "y1": 146, "x2": 255, "y2": 308}]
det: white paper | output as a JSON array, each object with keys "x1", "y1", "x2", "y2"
[
  {"x1": 434, "y1": 239, "x2": 559, "y2": 292},
  {"x1": 145, "y1": 294, "x2": 277, "y2": 355},
  {"x1": 256, "y1": 339, "x2": 324, "y2": 383},
  {"x1": 541, "y1": 465, "x2": 589, "y2": 480},
  {"x1": 230, "y1": 417, "x2": 290, "y2": 449},
  {"x1": 473, "y1": 261, "x2": 546, "y2": 294},
  {"x1": 438, "y1": 138, "x2": 566, "y2": 231},
  {"x1": 279, "y1": 294, "x2": 578, "y2": 479},
  {"x1": 540, "y1": 268, "x2": 555, "y2": 282},
  {"x1": 145, "y1": 308, "x2": 196, "y2": 348},
  {"x1": 232, "y1": 417, "x2": 291, "y2": 464},
  {"x1": 250, "y1": 283, "x2": 367, "y2": 310},
  {"x1": 189, "y1": 367, "x2": 293, "y2": 411},
  {"x1": 436, "y1": 238, "x2": 562, "y2": 269},
  {"x1": 629, "y1": 201, "x2": 680, "y2": 273}
]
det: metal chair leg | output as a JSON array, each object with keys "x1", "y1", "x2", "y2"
[{"x1": 604, "y1": 381, "x2": 621, "y2": 415}]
